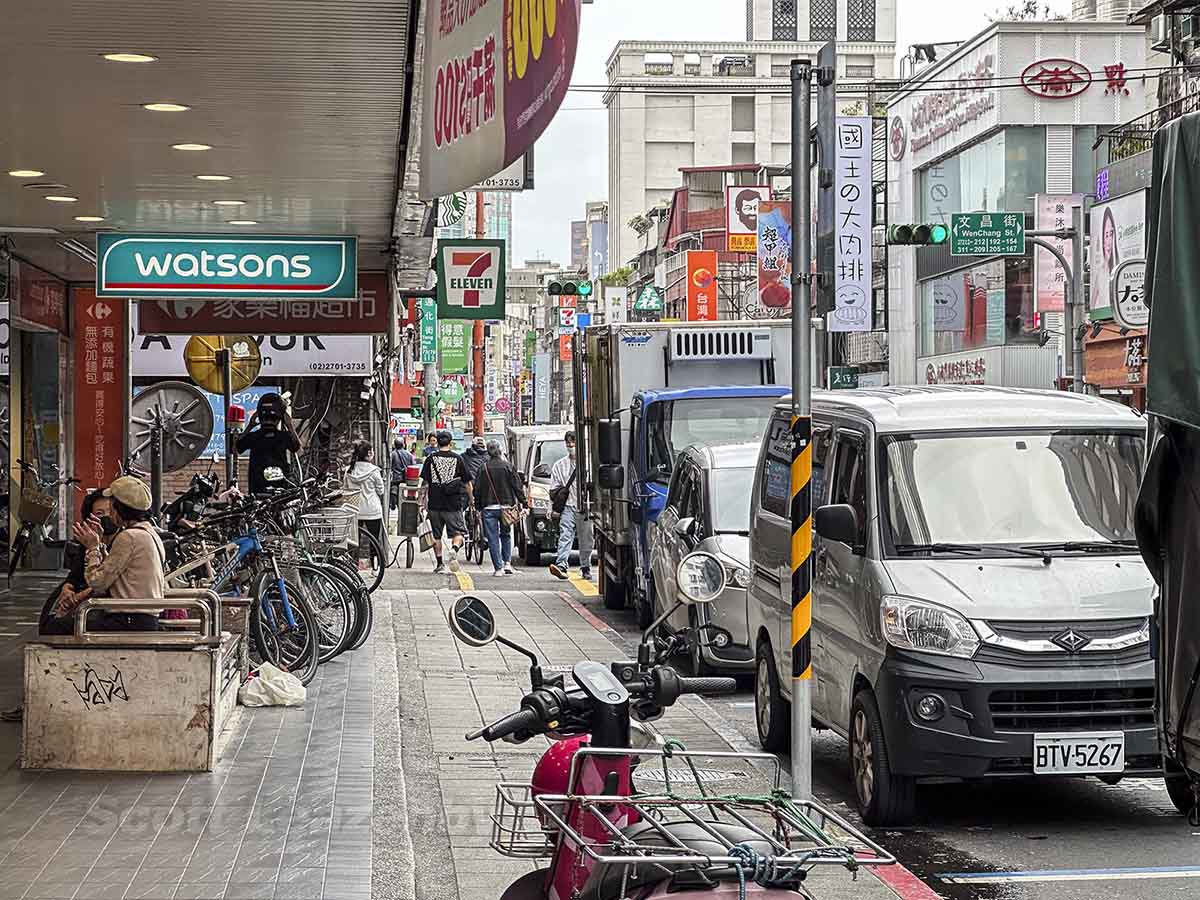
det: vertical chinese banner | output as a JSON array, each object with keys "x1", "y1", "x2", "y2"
[
  {"x1": 418, "y1": 297, "x2": 438, "y2": 364},
  {"x1": 1033, "y1": 193, "x2": 1082, "y2": 313},
  {"x1": 830, "y1": 117, "x2": 873, "y2": 333},
  {"x1": 72, "y1": 288, "x2": 128, "y2": 513},
  {"x1": 439, "y1": 320, "x2": 469, "y2": 374},
  {"x1": 558, "y1": 334, "x2": 573, "y2": 362},
  {"x1": 686, "y1": 250, "x2": 718, "y2": 322},
  {"x1": 756, "y1": 201, "x2": 792, "y2": 314}
]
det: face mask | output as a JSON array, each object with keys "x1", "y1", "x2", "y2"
[
  {"x1": 568, "y1": 447, "x2": 577, "y2": 459},
  {"x1": 99, "y1": 516, "x2": 120, "y2": 537}
]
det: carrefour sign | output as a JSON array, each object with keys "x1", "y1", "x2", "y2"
[{"x1": 96, "y1": 233, "x2": 357, "y2": 299}]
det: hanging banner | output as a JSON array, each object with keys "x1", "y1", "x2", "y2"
[
  {"x1": 439, "y1": 320, "x2": 470, "y2": 373},
  {"x1": 589, "y1": 219, "x2": 608, "y2": 281},
  {"x1": 605, "y1": 286, "x2": 628, "y2": 323},
  {"x1": 533, "y1": 351, "x2": 551, "y2": 423},
  {"x1": 12, "y1": 260, "x2": 67, "y2": 334},
  {"x1": 1034, "y1": 193, "x2": 1082, "y2": 313},
  {"x1": 435, "y1": 238, "x2": 506, "y2": 320},
  {"x1": 831, "y1": 117, "x2": 873, "y2": 333},
  {"x1": 686, "y1": 250, "x2": 718, "y2": 322},
  {"x1": 726, "y1": 185, "x2": 771, "y2": 253},
  {"x1": 419, "y1": 0, "x2": 582, "y2": 199},
  {"x1": 419, "y1": 297, "x2": 438, "y2": 365},
  {"x1": 559, "y1": 333, "x2": 573, "y2": 361},
  {"x1": 756, "y1": 201, "x2": 792, "y2": 314},
  {"x1": 72, "y1": 288, "x2": 128, "y2": 500}
]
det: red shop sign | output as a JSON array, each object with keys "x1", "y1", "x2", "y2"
[
  {"x1": 72, "y1": 287, "x2": 128, "y2": 507},
  {"x1": 136, "y1": 271, "x2": 391, "y2": 335},
  {"x1": 1021, "y1": 58, "x2": 1092, "y2": 99},
  {"x1": 13, "y1": 260, "x2": 68, "y2": 334}
]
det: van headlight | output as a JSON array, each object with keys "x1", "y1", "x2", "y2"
[
  {"x1": 880, "y1": 596, "x2": 980, "y2": 659},
  {"x1": 529, "y1": 484, "x2": 551, "y2": 512},
  {"x1": 724, "y1": 563, "x2": 751, "y2": 588}
]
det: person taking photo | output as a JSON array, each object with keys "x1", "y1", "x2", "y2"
[{"x1": 236, "y1": 393, "x2": 301, "y2": 494}]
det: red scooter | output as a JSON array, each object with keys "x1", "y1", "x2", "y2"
[{"x1": 447, "y1": 551, "x2": 895, "y2": 900}]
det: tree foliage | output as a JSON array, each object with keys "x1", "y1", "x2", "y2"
[
  {"x1": 989, "y1": 0, "x2": 1065, "y2": 20},
  {"x1": 600, "y1": 266, "x2": 634, "y2": 287}
]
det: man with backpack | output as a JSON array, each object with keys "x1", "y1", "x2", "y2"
[
  {"x1": 418, "y1": 430, "x2": 473, "y2": 573},
  {"x1": 549, "y1": 431, "x2": 593, "y2": 581}
]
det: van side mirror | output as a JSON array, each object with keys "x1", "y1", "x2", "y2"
[
  {"x1": 532, "y1": 463, "x2": 552, "y2": 479},
  {"x1": 599, "y1": 464, "x2": 624, "y2": 490},
  {"x1": 598, "y1": 419, "x2": 622, "y2": 466},
  {"x1": 814, "y1": 504, "x2": 861, "y2": 550},
  {"x1": 673, "y1": 516, "x2": 697, "y2": 540}
]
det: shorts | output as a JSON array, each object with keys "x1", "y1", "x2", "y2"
[{"x1": 428, "y1": 509, "x2": 467, "y2": 539}]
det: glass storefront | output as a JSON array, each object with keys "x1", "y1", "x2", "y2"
[
  {"x1": 921, "y1": 127, "x2": 1047, "y2": 223},
  {"x1": 919, "y1": 256, "x2": 1035, "y2": 357}
]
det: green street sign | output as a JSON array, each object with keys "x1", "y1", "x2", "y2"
[
  {"x1": 439, "y1": 320, "x2": 469, "y2": 374},
  {"x1": 634, "y1": 285, "x2": 663, "y2": 311},
  {"x1": 949, "y1": 213, "x2": 1025, "y2": 257},
  {"x1": 439, "y1": 380, "x2": 466, "y2": 406},
  {"x1": 96, "y1": 232, "x2": 357, "y2": 298},
  {"x1": 418, "y1": 297, "x2": 438, "y2": 365},
  {"x1": 828, "y1": 366, "x2": 859, "y2": 390}
]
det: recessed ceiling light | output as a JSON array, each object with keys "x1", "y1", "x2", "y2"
[
  {"x1": 227, "y1": 220, "x2": 258, "y2": 226},
  {"x1": 23, "y1": 182, "x2": 66, "y2": 190},
  {"x1": 45, "y1": 195, "x2": 78, "y2": 203},
  {"x1": 212, "y1": 199, "x2": 246, "y2": 206},
  {"x1": 74, "y1": 215, "x2": 105, "y2": 222},
  {"x1": 143, "y1": 102, "x2": 190, "y2": 112},
  {"x1": 195, "y1": 174, "x2": 231, "y2": 181},
  {"x1": 103, "y1": 52, "x2": 157, "y2": 63},
  {"x1": 7, "y1": 169, "x2": 44, "y2": 178},
  {"x1": 172, "y1": 143, "x2": 212, "y2": 151}
]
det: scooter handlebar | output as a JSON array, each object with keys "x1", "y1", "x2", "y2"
[
  {"x1": 676, "y1": 676, "x2": 739, "y2": 696},
  {"x1": 471, "y1": 707, "x2": 541, "y2": 742}
]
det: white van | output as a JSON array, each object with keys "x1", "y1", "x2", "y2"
[{"x1": 746, "y1": 387, "x2": 1186, "y2": 824}]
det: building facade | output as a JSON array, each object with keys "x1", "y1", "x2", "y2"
[
  {"x1": 570, "y1": 221, "x2": 587, "y2": 269},
  {"x1": 605, "y1": 0, "x2": 897, "y2": 269},
  {"x1": 885, "y1": 21, "x2": 1146, "y2": 390}
]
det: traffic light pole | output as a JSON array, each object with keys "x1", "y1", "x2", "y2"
[{"x1": 1027, "y1": 215, "x2": 1084, "y2": 391}]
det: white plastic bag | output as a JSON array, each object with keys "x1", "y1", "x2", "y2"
[{"x1": 238, "y1": 662, "x2": 306, "y2": 707}]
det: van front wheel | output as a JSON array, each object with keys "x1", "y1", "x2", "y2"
[
  {"x1": 850, "y1": 690, "x2": 916, "y2": 826},
  {"x1": 754, "y1": 641, "x2": 789, "y2": 753}
]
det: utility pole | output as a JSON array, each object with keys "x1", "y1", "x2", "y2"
[
  {"x1": 789, "y1": 58, "x2": 814, "y2": 802},
  {"x1": 472, "y1": 191, "x2": 486, "y2": 436}
]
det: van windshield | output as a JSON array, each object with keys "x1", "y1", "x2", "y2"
[
  {"x1": 647, "y1": 397, "x2": 780, "y2": 482},
  {"x1": 880, "y1": 430, "x2": 1144, "y2": 549},
  {"x1": 534, "y1": 439, "x2": 567, "y2": 474}
]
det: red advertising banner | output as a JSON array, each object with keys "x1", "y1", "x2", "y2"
[
  {"x1": 136, "y1": 272, "x2": 391, "y2": 334},
  {"x1": 72, "y1": 288, "x2": 128, "y2": 508},
  {"x1": 558, "y1": 334, "x2": 573, "y2": 362},
  {"x1": 686, "y1": 250, "x2": 718, "y2": 322},
  {"x1": 13, "y1": 260, "x2": 68, "y2": 334}
]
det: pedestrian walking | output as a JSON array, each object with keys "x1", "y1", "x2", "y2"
[
  {"x1": 474, "y1": 440, "x2": 526, "y2": 577},
  {"x1": 389, "y1": 437, "x2": 415, "y2": 512},
  {"x1": 419, "y1": 430, "x2": 473, "y2": 573},
  {"x1": 346, "y1": 441, "x2": 388, "y2": 565},
  {"x1": 461, "y1": 435, "x2": 489, "y2": 482},
  {"x1": 549, "y1": 431, "x2": 593, "y2": 581},
  {"x1": 422, "y1": 433, "x2": 438, "y2": 458}
]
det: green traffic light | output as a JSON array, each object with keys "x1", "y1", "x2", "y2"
[
  {"x1": 929, "y1": 224, "x2": 949, "y2": 244},
  {"x1": 577, "y1": 281, "x2": 593, "y2": 297}
]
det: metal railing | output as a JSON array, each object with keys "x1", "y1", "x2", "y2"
[{"x1": 1095, "y1": 91, "x2": 1200, "y2": 164}]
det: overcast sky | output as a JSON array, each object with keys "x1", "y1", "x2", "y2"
[{"x1": 510, "y1": 0, "x2": 1071, "y2": 267}]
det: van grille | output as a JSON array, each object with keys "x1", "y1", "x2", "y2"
[
  {"x1": 668, "y1": 327, "x2": 773, "y2": 362},
  {"x1": 988, "y1": 687, "x2": 1155, "y2": 732}
]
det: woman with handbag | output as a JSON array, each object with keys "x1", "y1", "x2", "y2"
[{"x1": 474, "y1": 440, "x2": 527, "y2": 577}]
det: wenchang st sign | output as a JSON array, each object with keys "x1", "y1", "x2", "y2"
[{"x1": 96, "y1": 233, "x2": 358, "y2": 299}]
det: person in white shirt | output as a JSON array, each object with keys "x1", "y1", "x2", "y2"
[{"x1": 549, "y1": 431, "x2": 593, "y2": 581}]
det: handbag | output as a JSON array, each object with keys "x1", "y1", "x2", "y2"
[
  {"x1": 417, "y1": 516, "x2": 435, "y2": 552},
  {"x1": 484, "y1": 464, "x2": 525, "y2": 526},
  {"x1": 550, "y1": 468, "x2": 576, "y2": 515}
]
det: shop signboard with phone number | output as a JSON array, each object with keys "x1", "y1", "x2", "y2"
[{"x1": 131, "y1": 330, "x2": 373, "y2": 377}]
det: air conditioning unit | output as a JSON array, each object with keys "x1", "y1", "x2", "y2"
[
  {"x1": 668, "y1": 326, "x2": 774, "y2": 362},
  {"x1": 1151, "y1": 15, "x2": 1169, "y2": 52}
]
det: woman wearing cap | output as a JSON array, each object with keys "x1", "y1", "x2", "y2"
[{"x1": 71, "y1": 476, "x2": 168, "y2": 603}]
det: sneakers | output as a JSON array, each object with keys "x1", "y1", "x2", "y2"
[
  {"x1": 549, "y1": 564, "x2": 568, "y2": 580},
  {"x1": 581, "y1": 568, "x2": 592, "y2": 581},
  {"x1": 449, "y1": 547, "x2": 461, "y2": 573},
  {"x1": 493, "y1": 569, "x2": 506, "y2": 578},
  {"x1": 503, "y1": 563, "x2": 515, "y2": 576},
  {"x1": 433, "y1": 562, "x2": 447, "y2": 575}
]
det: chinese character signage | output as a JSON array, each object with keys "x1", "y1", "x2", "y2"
[
  {"x1": 435, "y1": 239, "x2": 506, "y2": 320},
  {"x1": 132, "y1": 331, "x2": 373, "y2": 377},
  {"x1": 831, "y1": 117, "x2": 872, "y2": 333},
  {"x1": 756, "y1": 201, "x2": 792, "y2": 315},
  {"x1": 606, "y1": 286, "x2": 628, "y2": 323},
  {"x1": 136, "y1": 272, "x2": 391, "y2": 334},
  {"x1": 419, "y1": 297, "x2": 438, "y2": 365},
  {"x1": 419, "y1": 0, "x2": 582, "y2": 199},
  {"x1": 726, "y1": 185, "x2": 771, "y2": 253},
  {"x1": 559, "y1": 333, "x2": 573, "y2": 362},
  {"x1": 12, "y1": 260, "x2": 67, "y2": 334},
  {"x1": 1034, "y1": 193, "x2": 1081, "y2": 313},
  {"x1": 439, "y1": 320, "x2": 469, "y2": 373},
  {"x1": 686, "y1": 250, "x2": 718, "y2": 322},
  {"x1": 633, "y1": 285, "x2": 663, "y2": 312},
  {"x1": 1110, "y1": 259, "x2": 1148, "y2": 329},
  {"x1": 72, "y1": 288, "x2": 127, "y2": 502}
]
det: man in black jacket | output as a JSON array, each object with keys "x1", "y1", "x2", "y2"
[
  {"x1": 461, "y1": 435, "x2": 489, "y2": 482},
  {"x1": 474, "y1": 440, "x2": 527, "y2": 577}
]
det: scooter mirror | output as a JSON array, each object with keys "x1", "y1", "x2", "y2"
[
  {"x1": 449, "y1": 595, "x2": 498, "y2": 647},
  {"x1": 675, "y1": 552, "x2": 725, "y2": 604}
]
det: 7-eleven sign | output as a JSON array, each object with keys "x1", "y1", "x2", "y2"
[{"x1": 435, "y1": 238, "x2": 507, "y2": 321}]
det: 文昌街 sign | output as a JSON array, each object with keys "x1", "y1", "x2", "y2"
[{"x1": 96, "y1": 233, "x2": 358, "y2": 299}]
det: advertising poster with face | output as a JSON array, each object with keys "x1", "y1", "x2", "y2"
[
  {"x1": 1089, "y1": 191, "x2": 1146, "y2": 316},
  {"x1": 726, "y1": 185, "x2": 771, "y2": 253}
]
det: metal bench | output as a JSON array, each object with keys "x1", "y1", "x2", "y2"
[{"x1": 22, "y1": 589, "x2": 245, "y2": 772}]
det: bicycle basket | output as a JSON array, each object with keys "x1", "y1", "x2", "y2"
[
  {"x1": 490, "y1": 783, "x2": 558, "y2": 859},
  {"x1": 18, "y1": 487, "x2": 57, "y2": 526},
  {"x1": 262, "y1": 535, "x2": 301, "y2": 568},
  {"x1": 301, "y1": 507, "x2": 356, "y2": 549}
]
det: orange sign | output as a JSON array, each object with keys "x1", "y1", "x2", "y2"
[
  {"x1": 686, "y1": 250, "x2": 718, "y2": 321},
  {"x1": 559, "y1": 334, "x2": 573, "y2": 361},
  {"x1": 72, "y1": 288, "x2": 128, "y2": 512},
  {"x1": 559, "y1": 294, "x2": 577, "y2": 308}
]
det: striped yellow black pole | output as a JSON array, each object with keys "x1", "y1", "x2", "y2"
[{"x1": 790, "y1": 415, "x2": 812, "y2": 680}]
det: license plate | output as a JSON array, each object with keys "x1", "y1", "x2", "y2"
[{"x1": 1033, "y1": 732, "x2": 1125, "y2": 774}]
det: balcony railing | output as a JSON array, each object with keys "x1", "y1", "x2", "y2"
[{"x1": 1095, "y1": 89, "x2": 1200, "y2": 165}]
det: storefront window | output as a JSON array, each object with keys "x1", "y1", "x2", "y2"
[
  {"x1": 1074, "y1": 126, "x2": 1098, "y2": 196},
  {"x1": 920, "y1": 257, "x2": 1036, "y2": 356},
  {"x1": 921, "y1": 128, "x2": 1047, "y2": 223}
]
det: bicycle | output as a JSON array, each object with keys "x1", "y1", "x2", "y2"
[
  {"x1": 10, "y1": 459, "x2": 80, "y2": 577},
  {"x1": 463, "y1": 505, "x2": 487, "y2": 567}
]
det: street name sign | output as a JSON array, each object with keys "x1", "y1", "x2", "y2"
[
  {"x1": 949, "y1": 213, "x2": 1025, "y2": 257},
  {"x1": 96, "y1": 233, "x2": 357, "y2": 298}
]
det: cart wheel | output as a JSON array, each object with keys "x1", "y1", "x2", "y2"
[{"x1": 405, "y1": 539, "x2": 415, "y2": 569}]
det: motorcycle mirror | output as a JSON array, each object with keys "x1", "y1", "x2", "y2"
[
  {"x1": 448, "y1": 595, "x2": 498, "y2": 647},
  {"x1": 675, "y1": 552, "x2": 725, "y2": 604}
]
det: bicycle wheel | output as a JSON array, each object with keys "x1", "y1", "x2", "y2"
[
  {"x1": 349, "y1": 529, "x2": 386, "y2": 593},
  {"x1": 312, "y1": 558, "x2": 370, "y2": 653},
  {"x1": 295, "y1": 563, "x2": 355, "y2": 664},
  {"x1": 249, "y1": 572, "x2": 320, "y2": 686},
  {"x1": 471, "y1": 516, "x2": 486, "y2": 565},
  {"x1": 347, "y1": 592, "x2": 374, "y2": 651},
  {"x1": 405, "y1": 539, "x2": 415, "y2": 569}
]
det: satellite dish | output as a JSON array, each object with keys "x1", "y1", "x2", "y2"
[
  {"x1": 129, "y1": 381, "x2": 214, "y2": 472},
  {"x1": 184, "y1": 335, "x2": 262, "y2": 394}
]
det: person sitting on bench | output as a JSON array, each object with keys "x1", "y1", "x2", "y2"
[{"x1": 73, "y1": 476, "x2": 168, "y2": 613}]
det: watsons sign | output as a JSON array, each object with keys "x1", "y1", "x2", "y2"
[{"x1": 97, "y1": 233, "x2": 357, "y2": 299}]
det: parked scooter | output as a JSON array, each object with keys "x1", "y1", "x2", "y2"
[{"x1": 447, "y1": 551, "x2": 895, "y2": 900}]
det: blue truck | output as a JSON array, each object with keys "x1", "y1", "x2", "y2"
[{"x1": 574, "y1": 321, "x2": 794, "y2": 629}]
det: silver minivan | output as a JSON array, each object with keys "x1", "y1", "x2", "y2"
[{"x1": 747, "y1": 386, "x2": 1183, "y2": 825}]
